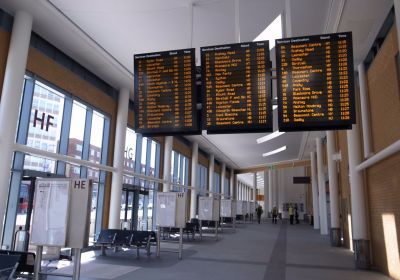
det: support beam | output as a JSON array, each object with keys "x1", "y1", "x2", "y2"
[
  {"x1": 264, "y1": 170, "x2": 270, "y2": 212},
  {"x1": 327, "y1": 131, "x2": 340, "y2": 246},
  {"x1": 190, "y1": 142, "x2": 198, "y2": 219},
  {"x1": 0, "y1": 11, "x2": 33, "y2": 242},
  {"x1": 109, "y1": 88, "x2": 129, "y2": 229},
  {"x1": 208, "y1": 154, "x2": 214, "y2": 197},
  {"x1": 221, "y1": 163, "x2": 226, "y2": 198},
  {"x1": 347, "y1": 124, "x2": 371, "y2": 269},
  {"x1": 310, "y1": 152, "x2": 320, "y2": 229},
  {"x1": 316, "y1": 138, "x2": 328, "y2": 235},
  {"x1": 163, "y1": 136, "x2": 173, "y2": 192}
]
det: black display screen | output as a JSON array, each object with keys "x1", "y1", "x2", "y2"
[
  {"x1": 201, "y1": 41, "x2": 272, "y2": 133},
  {"x1": 134, "y1": 48, "x2": 199, "y2": 135},
  {"x1": 276, "y1": 32, "x2": 355, "y2": 131}
]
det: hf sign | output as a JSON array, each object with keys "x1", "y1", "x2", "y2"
[{"x1": 33, "y1": 109, "x2": 54, "y2": 132}]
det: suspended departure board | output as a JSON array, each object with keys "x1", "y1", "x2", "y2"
[
  {"x1": 134, "y1": 48, "x2": 198, "y2": 135},
  {"x1": 276, "y1": 32, "x2": 355, "y2": 131},
  {"x1": 201, "y1": 41, "x2": 272, "y2": 133}
]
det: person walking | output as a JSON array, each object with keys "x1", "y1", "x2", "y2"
[
  {"x1": 288, "y1": 205, "x2": 294, "y2": 225},
  {"x1": 256, "y1": 205, "x2": 263, "y2": 224},
  {"x1": 272, "y1": 206, "x2": 278, "y2": 224}
]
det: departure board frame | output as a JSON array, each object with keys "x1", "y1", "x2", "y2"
[
  {"x1": 201, "y1": 41, "x2": 273, "y2": 134},
  {"x1": 276, "y1": 32, "x2": 356, "y2": 132},
  {"x1": 134, "y1": 48, "x2": 199, "y2": 136}
]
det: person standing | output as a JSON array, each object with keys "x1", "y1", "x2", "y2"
[
  {"x1": 295, "y1": 206, "x2": 299, "y2": 224},
  {"x1": 256, "y1": 205, "x2": 263, "y2": 224},
  {"x1": 288, "y1": 205, "x2": 294, "y2": 225},
  {"x1": 272, "y1": 206, "x2": 278, "y2": 224}
]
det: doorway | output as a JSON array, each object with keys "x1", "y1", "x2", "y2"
[{"x1": 120, "y1": 184, "x2": 149, "y2": 230}]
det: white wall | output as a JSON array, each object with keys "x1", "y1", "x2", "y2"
[{"x1": 277, "y1": 166, "x2": 307, "y2": 219}]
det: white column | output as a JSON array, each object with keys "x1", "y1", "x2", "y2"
[
  {"x1": 108, "y1": 88, "x2": 129, "y2": 229},
  {"x1": 357, "y1": 63, "x2": 373, "y2": 158},
  {"x1": 274, "y1": 169, "x2": 279, "y2": 211},
  {"x1": 347, "y1": 124, "x2": 370, "y2": 268},
  {"x1": 0, "y1": 11, "x2": 32, "y2": 239},
  {"x1": 316, "y1": 138, "x2": 328, "y2": 235},
  {"x1": 347, "y1": 125, "x2": 368, "y2": 240},
  {"x1": 327, "y1": 131, "x2": 340, "y2": 243},
  {"x1": 268, "y1": 169, "x2": 273, "y2": 210},
  {"x1": 163, "y1": 136, "x2": 173, "y2": 192},
  {"x1": 208, "y1": 154, "x2": 214, "y2": 197},
  {"x1": 190, "y1": 142, "x2": 198, "y2": 219},
  {"x1": 221, "y1": 163, "x2": 226, "y2": 198},
  {"x1": 310, "y1": 151, "x2": 320, "y2": 229},
  {"x1": 253, "y1": 172, "x2": 257, "y2": 202},
  {"x1": 264, "y1": 170, "x2": 270, "y2": 212},
  {"x1": 230, "y1": 171, "x2": 235, "y2": 199},
  {"x1": 394, "y1": 0, "x2": 400, "y2": 53}
]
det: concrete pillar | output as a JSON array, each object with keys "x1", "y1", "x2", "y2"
[
  {"x1": 221, "y1": 163, "x2": 226, "y2": 198},
  {"x1": 268, "y1": 169, "x2": 273, "y2": 211},
  {"x1": 327, "y1": 131, "x2": 341, "y2": 246},
  {"x1": 264, "y1": 170, "x2": 270, "y2": 212},
  {"x1": 316, "y1": 138, "x2": 328, "y2": 235},
  {"x1": 0, "y1": 11, "x2": 32, "y2": 240},
  {"x1": 347, "y1": 124, "x2": 371, "y2": 269},
  {"x1": 109, "y1": 88, "x2": 130, "y2": 229},
  {"x1": 253, "y1": 172, "x2": 257, "y2": 202},
  {"x1": 274, "y1": 169, "x2": 279, "y2": 212},
  {"x1": 230, "y1": 171, "x2": 235, "y2": 199},
  {"x1": 163, "y1": 136, "x2": 173, "y2": 192},
  {"x1": 190, "y1": 142, "x2": 198, "y2": 219},
  {"x1": 208, "y1": 154, "x2": 214, "y2": 197},
  {"x1": 310, "y1": 151, "x2": 320, "y2": 229}
]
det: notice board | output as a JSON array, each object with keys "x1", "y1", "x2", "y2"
[
  {"x1": 220, "y1": 199, "x2": 236, "y2": 217},
  {"x1": 30, "y1": 179, "x2": 71, "y2": 247}
]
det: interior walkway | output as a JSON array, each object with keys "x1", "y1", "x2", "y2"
[{"x1": 50, "y1": 220, "x2": 393, "y2": 280}]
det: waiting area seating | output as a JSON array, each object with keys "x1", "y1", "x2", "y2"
[
  {"x1": 96, "y1": 229, "x2": 157, "y2": 258},
  {"x1": 0, "y1": 250, "x2": 35, "y2": 278}
]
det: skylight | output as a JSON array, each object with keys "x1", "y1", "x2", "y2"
[
  {"x1": 257, "y1": 130, "x2": 285, "y2": 144},
  {"x1": 253, "y1": 14, "x2": 282, "y2": 49},
  {"x1": 263, "y1": 146, "x2": 287, "y2": 157}
]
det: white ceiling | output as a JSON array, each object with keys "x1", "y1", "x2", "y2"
[{"x1": 0, "y1": 0, "x2": 394, "y2": 170}]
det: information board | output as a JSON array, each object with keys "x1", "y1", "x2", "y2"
[
  {"x1": 276, "y1": 32, "x2": 355, "y2": 131},
  {"x1": 30, "y1": 179, "x2": 70, "y2": 247},
  {"x1": 220, "y1": 199, "x2": 236, "y2": 218},
  {"x1": 198, "y1": 196, "x2": 220, "y2": 221},
  {"x1": 201, "y1": 41, "x2": 272, "y2": 133},
  {"x1": 134, "y1": 48, "x2": 198, "y2": 135},
  {"x1": 155, "y1": 192, "x2": 187, "y2": 228}
]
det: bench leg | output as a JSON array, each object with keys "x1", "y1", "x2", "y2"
[
  {"x1": 114, "y1": 246, "x2": 118, "y2": 253},
  {"x1": 101, "y1": 245, "x2": 106, "y2": 256}
]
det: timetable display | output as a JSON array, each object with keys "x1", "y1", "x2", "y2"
[
  {"x1": 134, "y1": 48, "x2": 198, "y2": 135},
  {"x1": 201, "y1": 41, "x2": 272, "y2": 133},
  {"x1": 276, "y1": 32, "x2": 355, "y2": 131}
]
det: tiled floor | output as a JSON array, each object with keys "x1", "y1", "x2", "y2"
[{"x1": 46, "y1": 220, "x2": 393, "y2": 280}]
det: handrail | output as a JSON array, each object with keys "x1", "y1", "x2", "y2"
[{"x1": 356, "y1": 140, "x2": 400, "y2": 171}]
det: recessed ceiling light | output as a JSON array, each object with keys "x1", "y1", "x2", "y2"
[
  {"x1": 262, "y1": 146, "x2": 286, "y2": 157},
  {"x1": 273, "y1": 105, "x2": 278, "y2": 110},
  {"x1": 257, "y1": 130, "x2": 285, "y2": 144}
]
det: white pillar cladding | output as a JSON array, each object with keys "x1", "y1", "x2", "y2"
[
  {"x1": 327, "y1": 131, "x2": 340, "y2": 246},
  {"x1": 310, "y1": 151, "x2": 320, "y2": 229},
  {"x1": 208, "y1": 154, "x2": 214, "y2": 197},
  {"x1": 394, "y1": 0, "x2": 400, "y2": 58},
  {"x1": 274, "y1": 169, "x2": 279, "y2": 212},
  {"x1": 162, "y1": 136, "x2": 173, "y2": 192},
  {"x1": 108, "y1": 88, "x2": 130, "y2": 229},
  {"x1": 0, "y1": 11, "x2": 32, "y2": 240},
  {"x1": 268, "y1": 169, "x2": 274, "y2": 211},
  {"x1": 190, "y1": 142, "x2": 198, "y2": 219},
  {"x1": 230, "y1": 171, "x2": 235, "y2": 199},
  {"x1": 253, "y1": 172, "x2": 257, "y2": 202},
  {"x1": 264, "y1": 170, "x2": 270, "y2": 212},
  {"x1": 221, "y1": 163, "x2": 226, "y2": 198},
  {"x1": 347, "y1": 124, "x2": 371, "y2": 269},
  {"x1": 357, "y1": 63, "x2": 373, "y2": 158},
  {"x1": 316, "y1": 138, "x2": 328, "y2": 235}
]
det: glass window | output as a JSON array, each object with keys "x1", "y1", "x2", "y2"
[
  {"x1": 89, "y1": 111, "x2": 105, "y2": 164},
  {"x1": 23, "y1": 81, "x2": 65, "y2": 172},
  {"x1": 171, "y1": 151, "x2": 189, "y2": 192},
  {"x1": 123, "y1": 128, "x2": 137, "y2": 185},
  {"x1": 214, "y1": 172, "x2": 220, "y2": 194}
]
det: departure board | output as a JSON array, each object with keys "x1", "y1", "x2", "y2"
[
  {"x1": 276, "y1": 32, "x2": 355, "y2": 131},
  {"x1": 201, "y1": 41, "x2": 272, "y2": 133},
  {"x1": 134, "y1": 48, "x2": 198, "y2": 135}
]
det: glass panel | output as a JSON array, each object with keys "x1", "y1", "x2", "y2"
[
  {"x1": 24, "y1": 81, "x2": 65, "y2": 172},
  {"x1": 89, "y1": 112, "x2": 104, "y2": 164},
  {"x1": 124, "y1": 128, "x2": 137, "y2": 171},
  {"x1": 68, "y1": 101, "x2": 87, "y2": 159},
  {"x1": 89, "y1": 182, "x2": 98, "y2": 245}
]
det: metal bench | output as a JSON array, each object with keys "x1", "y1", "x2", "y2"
[{"x1": 0, "y1": 254, "x2": 21, "y2": 280}]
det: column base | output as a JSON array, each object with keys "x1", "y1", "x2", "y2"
[
  {"x1": 330, "y1": 228, "x2": 341, "y2": 247},
  {"x1": 353, "y1": 239, "x2": 371, "y2": 269}
]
